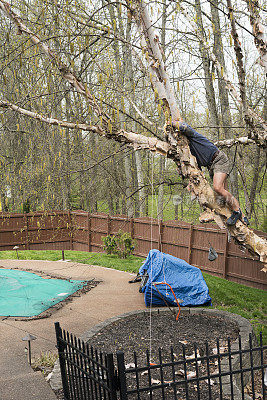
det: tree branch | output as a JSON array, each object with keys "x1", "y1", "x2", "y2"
[
  {"x1": 0, "y1": 100, "x2": 170, "y2": 155},
  {"x1": 243, "y1": 0, "x2": 267, "y2": 75}
]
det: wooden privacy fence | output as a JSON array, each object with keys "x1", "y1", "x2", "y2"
[{"x1": 0, "y1": 211, "x2": 266, "y2": 290}]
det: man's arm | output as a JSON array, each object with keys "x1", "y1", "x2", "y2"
[{"x1": 172, "y1": 120, "x2": 195, "y2": 137}]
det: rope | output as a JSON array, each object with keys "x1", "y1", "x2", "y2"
[
  {"x1": 153, "y1": 282, "x2": 181, "y2": 321},
  {"x1": 149, "y1": 153, "x2": 154, "y2": 361}
]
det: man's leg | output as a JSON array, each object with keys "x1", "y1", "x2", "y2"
[{"x1": 213, "y1": 172, "x2": 240, "y2": 211}]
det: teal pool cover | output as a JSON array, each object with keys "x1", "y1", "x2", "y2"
[{"x1": 0, "y1": 269, "x2": 87, "y2": 317}]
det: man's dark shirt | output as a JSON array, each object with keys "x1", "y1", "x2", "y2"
[{"x1": 178, "y1": 122, "x2": 218, "y2": 169}]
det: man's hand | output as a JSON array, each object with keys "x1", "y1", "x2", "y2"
[{"x1": 171, "y1": 119, "x2": 183, "y2": 130}]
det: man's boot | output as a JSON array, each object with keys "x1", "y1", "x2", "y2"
[{"x1": 226, "y1": 208, "x2": 242, "y2": 226}]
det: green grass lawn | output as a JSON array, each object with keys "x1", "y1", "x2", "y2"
[{"x1": 0, "y1": 250, "x2": 266, "y2": 342}]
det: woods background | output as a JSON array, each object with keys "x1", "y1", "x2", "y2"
[{"x1": 0, "y1": 0, "x2": 266, "y2": 231}]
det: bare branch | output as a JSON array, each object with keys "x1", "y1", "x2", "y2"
[
  {"x1": 243, "y1": 0, "x2": 267, "y2": 75},
  {"x1": 215, "y1": 137, "x2": 255, "y2": 147},
  {"x1": 0, "y1": 100, "x2": 170, "y2": 155},
  {"x1": 0, "y1": 0, "x2": 110, "y2": 126}
]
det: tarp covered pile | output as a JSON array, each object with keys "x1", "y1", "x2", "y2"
[{"x1": 139, "y1": 249, "x2": 212, "y2": 307}]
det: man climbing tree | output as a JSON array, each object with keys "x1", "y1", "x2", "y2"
[{"x1": 171, "y1": 120, "x2": 249, "y2": 226}]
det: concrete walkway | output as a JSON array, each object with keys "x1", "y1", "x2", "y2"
[{"x1": 0, "y1": 259, "x2": 146, "y2": 400}]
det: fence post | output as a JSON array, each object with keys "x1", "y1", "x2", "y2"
[
  {"x1": 117, "y1": 351, "x2": 128, "y2": 400},
  {"x1": 24, "y1": 213, "x2": 29, "y2": 250},
  {"x1": 223, "y1": 231, "x2": 229, "y2": 279},
  {"x1": 107, "y1": 214, "x2": 111, "y2": 235},
  {"x1": 106, "y1": 353, "x2": 118, "y2": 400},
  {"x1": 87, "y1": 213, "x2": 91, "y2": 252},
  {"x1": 130, "y1": 217, "x2": 134, "y2": 237},
  {"x1": 68, "y1": 211, "x2": 73, "y2": 250},
  {"x1": 158, "y1": 219, "x2": 163, "y2": 252},
  {"x1": 187, "y1": 224, "x2": 193, "y2": 264},
  {"x1": 54, "y1": 322, "x2": 70, "y2": 400}
]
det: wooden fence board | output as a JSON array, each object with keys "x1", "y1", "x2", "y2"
[{"x1": 0, "y1": 211, "x2": 266, "y2": 290}]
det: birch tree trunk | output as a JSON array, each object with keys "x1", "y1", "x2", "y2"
[{"x1": 243, "y1": 0, "x2": 267, "y2": 75}]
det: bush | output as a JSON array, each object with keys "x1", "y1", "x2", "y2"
[
  {"x1": 102, "y1": 230, "x2": 136, "y2": 258},
  {"x1": 101, "y1": 234, "x2": 117, "y2": 255}
]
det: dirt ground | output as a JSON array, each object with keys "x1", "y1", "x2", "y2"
[{"x1": 88, "y1": 311, "x2": 241, "y2": 399}]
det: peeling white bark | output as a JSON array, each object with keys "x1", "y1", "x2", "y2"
[
  {"x1": 0, "y1": 100, "x2": 170, "y2": 155},
  {"x1": 243, "y1": 0, "x2": 267, "y2": 75},
  {"x1": 214, "y1": 137, "x2": 254, "y2": 147},
  {"x1": 129, "y1": 1, "x2": 180, "y2": 121}
]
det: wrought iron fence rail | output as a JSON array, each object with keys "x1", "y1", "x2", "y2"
[
  {"x1": 124, "y1": 363, "x2": 267, "y2": 394},
  {"x1": 124, "y1": 344, "x2": 266, "y2": 373},
  {"x1": 59, "y1": 353, "x2": 111, "y2": 390},
  {"x1": 60, "y1": 331, "x2": 110, "y2": 372},
  {"x1": 124, "y1": 351, "x2": 267, "y2": 375},
  {"x1": 55, "y1": 323, "x2": 267, "y2": 400}
]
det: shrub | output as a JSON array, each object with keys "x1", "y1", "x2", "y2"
[
  {"x1": 102, "y1": 234, "x2": 117, "y2": 255},
  {"x1": 102, "y1": 230, "x2": 136, "y2": 258}
]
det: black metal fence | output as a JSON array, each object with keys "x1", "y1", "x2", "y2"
[{"x1": 55, "y1": 322, "x2": 266, "y2": 400}]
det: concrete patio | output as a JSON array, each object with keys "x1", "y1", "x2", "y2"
[{"x1": 0, "y1": 259, "x2": 146, "y2": 400}]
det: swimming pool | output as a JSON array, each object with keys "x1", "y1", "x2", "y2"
[{"x1": 0, "y1": 268, "x2": 87, "y2": 317}]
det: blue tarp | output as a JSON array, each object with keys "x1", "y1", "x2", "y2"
[{"x1": 139, "y1": 249, "x2": 212, "y2": 307}]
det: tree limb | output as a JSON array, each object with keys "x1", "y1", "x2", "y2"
[
  {"x1": 243, "y1": 0, "x2": 267, "y2": 75},
  {"x1": 214, "y1": 137, "x2": 254, "y2": 147},
  {"x1": 0, "y1": 100, "x2": 170, "y2": 155}
]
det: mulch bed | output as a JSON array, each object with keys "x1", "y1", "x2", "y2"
[{"x1": 88, "y1": 311, "x2": 241, "y2": 399}]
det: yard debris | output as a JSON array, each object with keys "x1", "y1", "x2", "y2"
[
  {"x1": 205, "y1": 379, "x2": 215, "y2": 385},
  {"x1": 185, "y1": 353, "x2": 195, "y2": 360},
  {"x1": 187, "y1": 371, "x2": 197, "y2": 379},
  {"x1": 45, "y1": 372, "x2": 53, "y2": 381},
  {"x1": 125, "y1": 363, "x2": 135, "y2": 369},
  {"x1": 212, "y1": 347, "x2": 226, "y2": 354},
  {"x1": 141, "y1": 370, "x2": 148, "y2": 376},
  {"x1": 175, "y1": 369, "x2": 185, "y2": 376},
  {"x1": 164, "y1": 380, "x2": 174, "y2": 385},
  {"x1": 176, "y1": 369, "x2": 196, "y2": 379},
  {"x1": 184, "y1": 349, "x2": 202, "y2": 365}
]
